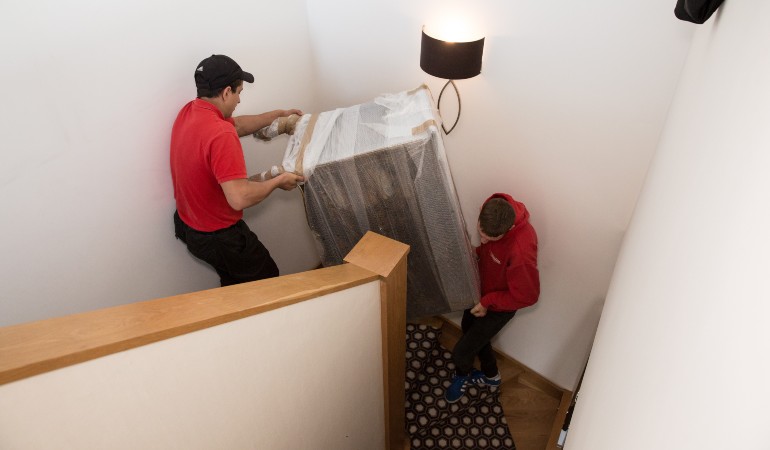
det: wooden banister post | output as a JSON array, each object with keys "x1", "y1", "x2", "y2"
[{"x1": 345, "y1": 231, "x2": 409, "y2": 450}]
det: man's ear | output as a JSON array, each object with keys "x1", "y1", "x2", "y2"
[{"x1": 220, "y1": 86, "x2": 232, "y2": 100}]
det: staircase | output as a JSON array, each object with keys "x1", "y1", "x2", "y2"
[{"x1": 408, "y1": 317, "x2": 571, "y2": 450}]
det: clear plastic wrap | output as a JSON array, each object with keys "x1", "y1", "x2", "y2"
[{"x1": 282, "y1": 86, "x2": 479, "y2": 319}]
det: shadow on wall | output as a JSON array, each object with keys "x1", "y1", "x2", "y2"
[{"x1": 549, "y1": 295, "x2": 605, "y2": 390}]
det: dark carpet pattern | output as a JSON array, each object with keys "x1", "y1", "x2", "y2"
[{"x1": 405, "y1": 324, "x2": 516, "y2": 450}]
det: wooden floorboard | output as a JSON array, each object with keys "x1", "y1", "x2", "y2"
[{"x1": 410, "y1": 316, "x2": 571, "y2": 450}]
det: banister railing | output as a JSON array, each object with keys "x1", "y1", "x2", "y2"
[{"x1": 0, "y1": 231, "x2": 408, "y2": 450}]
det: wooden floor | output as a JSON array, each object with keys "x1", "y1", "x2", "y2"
[{"x1": 408, "y1": 317, "x2": 571, "y2": 450}]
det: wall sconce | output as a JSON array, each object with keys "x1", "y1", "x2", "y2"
[{"x1": 420, "y1": 28, "x2": 485, "y2": 135}]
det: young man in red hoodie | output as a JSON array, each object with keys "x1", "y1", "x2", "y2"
[{"x1": 446, "y1": 193, "x2": 540, "y2": 403}]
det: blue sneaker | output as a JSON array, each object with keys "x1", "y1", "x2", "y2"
[
  {"x1": 470, "y1": 369, "x2": 502, "y2": 387},
  {"x1": 445, "y1": 374, "x2": 471, "y2": 403}
]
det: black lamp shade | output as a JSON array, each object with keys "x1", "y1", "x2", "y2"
[{"x1": 420, "y1": 30, "x2": 484, "y2": 80}]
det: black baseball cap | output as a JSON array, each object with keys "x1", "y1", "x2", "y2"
[{"x1": 194, "y1": 54, "x2": 255, "y2": 92}]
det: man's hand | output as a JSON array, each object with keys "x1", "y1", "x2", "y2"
[
  {"x1": 221, "y1": 172, "x2": 304, "y2": 210},
  {"x1": 276, "y1": 172, "x2": 304, "y2": 191},
  {"x1": 470, "y1": 303, "x2": 488, "y2": 317}
]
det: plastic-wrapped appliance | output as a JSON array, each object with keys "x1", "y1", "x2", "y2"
[{"x1": 277, "y1": 86, "x2": 479, "y2": 319}]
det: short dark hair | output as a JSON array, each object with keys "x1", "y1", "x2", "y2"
[
  {"x1": 479, "y1": 198, "x2": 515, "y2": 237},
  {"x1": 197, "y1": 79, "x2": 242, "y2": 99}
]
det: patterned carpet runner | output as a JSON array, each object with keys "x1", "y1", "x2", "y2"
[{"x1": 405, "y1": 324, "x2": 516, "y2": 450}]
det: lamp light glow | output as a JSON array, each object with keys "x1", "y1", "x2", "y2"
[{"x1": 423, "y1": 18, "x2": 483, "y2": 43}]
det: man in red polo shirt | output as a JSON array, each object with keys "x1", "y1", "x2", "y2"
[{"x1": 171, "y1": 54, "x2": 304, "y2": 286}]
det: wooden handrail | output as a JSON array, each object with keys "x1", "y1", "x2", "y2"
[
  {"x1": 0, "y1": 231, "x2": 409, "y2": 450},
  {"x1": 345, "y1": 231, "x2": 410, "y2": 450},
  {"x1": 0, "y1": 264, "x2": 378, "y2": 386}
]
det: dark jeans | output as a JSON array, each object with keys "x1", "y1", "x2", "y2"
[
  {"x1": 452, "y1": 308, "x2": 516, "y2": 377},
  {"x1": 174, "y1": 211, "x2": 279, "y2": 287}
]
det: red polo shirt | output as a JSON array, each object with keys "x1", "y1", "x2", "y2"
[{"x1": 170, "y1": 99, "x2": 247, "y2": 232}]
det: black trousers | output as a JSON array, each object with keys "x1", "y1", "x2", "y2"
[
  {"x1": 174, "y1": 211, "x2": 279, "y2": 287},
  {"x1": 452, "y1": 308, "x2": 516, "y2": 377}
]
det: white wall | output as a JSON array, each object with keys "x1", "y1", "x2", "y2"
[
  {"x1": 0, "y1": 0, "x2": 319, "y2": 326},
  {"x1": 566, "y1": 1, "x2": 770, "y2": 448},
  {"x1": 0, "y1": 282, "x2": 384, "y2": 449},
  {"x1": 304, "y1": 0, "x2": 693, "y2": 388},
  {"x1": 1, "y1": 0, "x2": 700, "y2": 392}
]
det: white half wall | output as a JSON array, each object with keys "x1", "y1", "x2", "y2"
[
  {"x1": 0, "y1": 0, "x2": 319, "y2": 326},
  {"x1": 566, "y1": 1, "x2": 770, "y2": 448},
  {"x1": 0, "y1": 282, "x2": 384, "y2": 449},
  {"x1": 304, "y1": 0, "x2": 694, "y2": 388}
]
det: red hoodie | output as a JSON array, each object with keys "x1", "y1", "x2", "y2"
[{"x1": 476, "y1": 193, "x2": 540, "y2": 312}]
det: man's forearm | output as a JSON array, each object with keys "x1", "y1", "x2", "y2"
[
  {"x1": 221, "y1": 178, "x2": 281, "y2": 211},
  {"x1": 233, "y1": 110, "x2": 293, "y2": 137},
  {"x1": 221, "y1": 172, "x2": 302, "y2": 211},
  {"x1": 240, "y1": 178, "x2": 282, "y2": 209}
]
